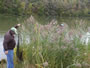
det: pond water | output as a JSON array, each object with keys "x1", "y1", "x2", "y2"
[
  {"x1": 0, "y1": 15, "x2": 18, "y2": 61},
  {"x1": 0, "y1": 15, "x2": 90, "y2": 61}
]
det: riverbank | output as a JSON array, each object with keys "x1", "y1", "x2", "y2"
[{"x1": 0, "y1": 15, "x2": 90, "y2": 68}]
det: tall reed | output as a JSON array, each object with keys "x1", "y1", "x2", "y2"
[{"x1": 14, "y1": 16, "x2": 90, "y2": 68}]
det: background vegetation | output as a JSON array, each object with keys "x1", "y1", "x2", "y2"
[{"x1": 0, "y1": 0, "x2": 90, "y2": 17}]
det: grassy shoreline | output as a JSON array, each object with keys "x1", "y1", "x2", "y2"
[
  {"x1": 0, "y1": 15, "x2": 90, "y2": 68},
  {"x1": 13, "y1": 16, "x2": 90, "y2": 68}
]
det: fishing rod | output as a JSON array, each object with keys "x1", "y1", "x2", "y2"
[
  {"x1": 16, "y1": 32, "x2": 20, "y2": 60},
  {"x1": 16, "y1": 18, "x2": 23, "y2": 61},
  {"x1": 16, "y1": 27, "x2": 23, "y2": 61}
]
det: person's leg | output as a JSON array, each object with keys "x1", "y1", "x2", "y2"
[
  {"x1": 6, "y1": 50, "x2": 11, "y2": 68},
  {"x1": 6, "y1": 50, "x2": 14, "y2": 68},
  {"x1": 10, "y1": 50, "x2": 14, "y2": 68}
]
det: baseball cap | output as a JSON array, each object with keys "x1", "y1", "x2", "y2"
[{"x1": 10, "y1": 27, "x2": 18, "y2": 34}]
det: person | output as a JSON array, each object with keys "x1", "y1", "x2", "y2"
[{"x1": 3, "y1": 24, "x2": 21, "y2": 68}]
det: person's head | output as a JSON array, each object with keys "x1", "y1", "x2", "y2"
[{"x1": 10, "y1": 27, "x2": 18, "y2": 35}]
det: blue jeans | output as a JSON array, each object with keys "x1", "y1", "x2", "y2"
[{"x1": 6, "y1": 50, "x2": 14, "y2": 68}]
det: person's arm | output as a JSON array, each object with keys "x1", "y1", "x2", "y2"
[{"x1": 3, "y1": 35, "x2": 11, "y2": 54}]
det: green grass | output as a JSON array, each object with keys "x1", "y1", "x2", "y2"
[
  {"x1": 13, "y1": 16, "x2": 90, "y2": 68},
  {"x1": 0, "y1": 16, "x2": 90, "y2": 68}
]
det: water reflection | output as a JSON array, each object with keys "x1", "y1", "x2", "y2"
[{"x1": 0, "y1": 34, "x2": 7, "y2": 61}]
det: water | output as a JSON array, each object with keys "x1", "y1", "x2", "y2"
[
  {"x1": 0, "y1": 15, "x2": 90, "y2": 61},
  {"x1": 0, "y1": 15, "x2": 18, "y2": 61},
  {"x1": 0, "y1": 35, "x2": 7, "y2": 61}
]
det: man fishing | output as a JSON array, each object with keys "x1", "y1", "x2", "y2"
[{"x1": 3, "y1": 24, "x2": 21, "y2": 68}]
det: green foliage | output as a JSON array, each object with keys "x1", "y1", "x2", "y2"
[
  {"x1": 14, "y1": 16, "x2": 90, "y2": 68},
  {"x1": 25, "y1": 3, "x2": 32, "y2": 15},
  {"x1": 0, "y1": 0, "x2": 90, "y2": 17},
  {"x1": 18, "y1": 2, "x2": 26, "y2": 15}
]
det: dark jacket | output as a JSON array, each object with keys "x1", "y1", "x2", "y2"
[{"x1": 3, "y1": 30, "x2": 16, "y2": 51}]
